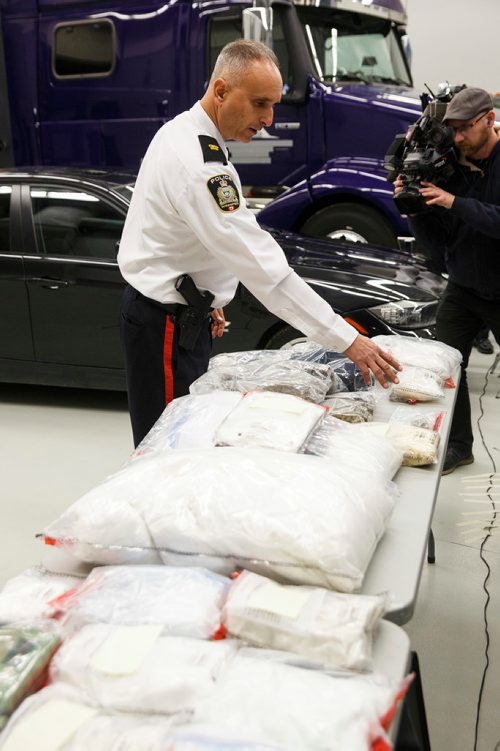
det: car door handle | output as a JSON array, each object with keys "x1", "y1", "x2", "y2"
[{"x1": 29, "y1": 277, "x2": 72, "y2": 290}]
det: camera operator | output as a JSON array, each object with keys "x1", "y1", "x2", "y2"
[{"x1": 395, "y1": 87, "x2": 500, "y2": 475}]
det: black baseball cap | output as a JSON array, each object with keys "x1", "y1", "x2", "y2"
[{"x1": 443, "y1": 87, "x2": 493, "y2": 122}]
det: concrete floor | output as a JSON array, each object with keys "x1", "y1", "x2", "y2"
[{"x1": 1, "y1": 346, "x2": 499, "y2": 750}]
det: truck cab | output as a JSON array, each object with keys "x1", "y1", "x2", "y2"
[{"x1": 0, "y1": 0, "x2": 421, "y2": 244}]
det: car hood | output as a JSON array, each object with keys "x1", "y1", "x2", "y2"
[
  {"x1": 269, "y1": 227, "x2": 445, "y2": 311},
  {"x1": 329, "y1": 82, "x2": 422, "y2": 119}
]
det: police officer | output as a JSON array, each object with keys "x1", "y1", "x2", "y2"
[{"x1": 118, "y1": 39, "x2": 400, "y2": 447}]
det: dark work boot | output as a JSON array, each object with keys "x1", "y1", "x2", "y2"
[
  {"x1": 442, "y1": 446, "x2": 474, "y2": 475},
  {"x1": 474, "y1": 336, "x2": 494, "y2": 355}
]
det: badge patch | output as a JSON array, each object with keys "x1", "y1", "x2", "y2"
[{"x1": 207, "y1": 174, "x2": 240, "y2": 212}]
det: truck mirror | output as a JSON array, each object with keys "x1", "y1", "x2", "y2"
[{"x1": 242, "y1": 4, "x2": 273, "y2": 49}]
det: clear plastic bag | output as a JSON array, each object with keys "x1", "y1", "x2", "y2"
[
  {"x1": 164, "y1": 727, "x2": 285, "y2": 750},
  {"x1": 131, "y1": 392, "x2": 242, "y2": 461},
  {"x1": 352, "y1": 422, "x2": 441, "y2": 467},
  {"x1": 287, "y1": 341, "x2": 374, "y2": 392},
  {"x1": 50, "y1": 625, "x2": 238, "y2": 715},
  {"x1": 0, "y1": 621, "x2": 61, "y2": 728},
  {"x1": 304, "y1": 414, "x2": 403, "y2": 480},
  {"x1": 42, "y1": 448, "x2": 398, "y2": 592},
  {"x1": 389, "y1": 366, "x2": 445, "y2": 403},
  {"x1": 0, "y1": 567, "x2": 80, "y2": 625},
  {"x1": 190, "y1": 350, "x2": 333, "y2": 403},
  {"x1": 322, "y1": 392, "x2": 376, "y2": 423},
  {"x1": 47, "y1": 565, "x2": 230, "y2": 639},
  {"x1": 222, "y1": 570, "x2": 386, "y2": 671},
  {"x1": 372, "y1": 334, "x2": 461, "y2": 381},
  {"x1": 0, "y1": 684, "x2": 177, "y2": 751},
  {"x1": 214, "y1": 391, "x2": 327, "y2": 452},
  {"x1": 192, "y1": 652, "x2": 401, "y2": 751},
  {"x1": 389, "y1": 406, "x2": 446, "y2": 433}
]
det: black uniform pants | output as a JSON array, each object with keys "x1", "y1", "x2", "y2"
[
  {"x1": 120, "y1": 285, "x2": 213, "y2": 448},
  {"x1": 436, "y1": 282, "x2": 500, "y2": 453}
]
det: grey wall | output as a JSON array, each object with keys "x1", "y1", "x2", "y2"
[{"x1": 405, "y1": 0, "x2": 499, "y2": 96}]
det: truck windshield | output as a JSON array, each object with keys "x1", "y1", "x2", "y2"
[{"x1": 296, "y1": 7, "x2": 411, "y2": 86}]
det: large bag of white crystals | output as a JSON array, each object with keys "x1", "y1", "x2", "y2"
[
  {"x1": 192, "y1": 652, "x2": 405, "y2": 751},
  {"x1": 0, "y1": 568, "x2": 79, "y2": 625},
  {"x1": 222, "y1": 570, "x2": 385, "y2": 671},
  {"x1": 0, "y1": 684, "x2": 176, "y2": 751},
  {"x1": 41, "y1": 448, "x2": 398, "y2": 591},
  {"x1": 372, "y1": 335, "x2": 461, "y2": 381},
  {"x1": 47, "y1": 565, "x2": 229, "y2": 639},
  {"x1": 49, "y1": 625, "x2": 238, "y2": 715}
]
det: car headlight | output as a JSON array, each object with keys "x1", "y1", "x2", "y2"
[{"x1": 368, "y1": 299, "x2": 437, "y2": 328}]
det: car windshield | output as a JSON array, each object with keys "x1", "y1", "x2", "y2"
[{"x1": 296, "y1": 7, "x2": 411, "y2": 86}]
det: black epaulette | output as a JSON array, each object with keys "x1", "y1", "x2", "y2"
[{"x1": 198, "y1": 135, "x2": 227, "y2": 165}]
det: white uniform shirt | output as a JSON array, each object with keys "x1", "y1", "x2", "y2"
[{"x1": 118, "y1": 101, "x2": 357, "y2": 352}]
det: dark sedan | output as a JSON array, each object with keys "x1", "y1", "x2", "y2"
[{"x1": 0, "y1": 168, "x2": 445, "y2": 391}]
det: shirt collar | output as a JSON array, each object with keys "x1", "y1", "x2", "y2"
[{"x1": 190, "y1": 101, "x2": 228, "y2": 154}]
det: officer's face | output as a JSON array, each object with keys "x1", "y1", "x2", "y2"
[{"x1": 215, "y1": 62, "x2": 283, "y2": 142}]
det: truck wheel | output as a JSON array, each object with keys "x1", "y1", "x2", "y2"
[
  {"x1": 300, "y1": 203, "x2": 397, "y2": 247},
  {"x1": 264, "y1": 326, "x2": 307, "y2": 350}
]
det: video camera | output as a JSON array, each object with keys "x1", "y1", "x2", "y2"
[{"x1": 384, "y1": 83, "x2": 466, "y2": 215}]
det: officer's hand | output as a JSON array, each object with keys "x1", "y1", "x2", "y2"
[
  {"x1": 344, "y1": 334, "x2": 401, "y2": 388},
  {"x1": 419, "y1": 181, "x2": 455, "y2": 209},
  {"x1": 211, "y1": 308, "x2": 226, "y2": 338}
]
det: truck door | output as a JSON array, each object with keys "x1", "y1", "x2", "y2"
[
  {"x1": 37, "y1": 6, "x2": 187, "y2": 170},
  {"x1": 203, "y1": 2, "x2": 312, "y2": 189}
]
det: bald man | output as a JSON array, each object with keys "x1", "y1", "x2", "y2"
[{"x1": 118, "y1": 39, "x2": 400, "y2": 446}]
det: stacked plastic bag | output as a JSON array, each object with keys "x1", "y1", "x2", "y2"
[
  {"x1": 372, "y1": 335, "x2": 461, "y2": 404},
  {"x1": 190, "y1": 343, "x2": 373, "y2": 403},
  {"x1": 41, "y1": 447, "x2": 398, "y2": 591}
]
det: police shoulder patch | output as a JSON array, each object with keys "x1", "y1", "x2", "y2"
[
  {"x1": 207, "y1": 174, "x2": 240, "y2": 213},
  {"x1": 198, "y1": 135, "x2": 227, "y2": 165}
]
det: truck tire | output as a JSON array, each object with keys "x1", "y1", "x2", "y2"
[
  {"x1": 300, "y1": 203, "x2": 397, "y2": 247},
  {"x1": 264, "y1": 326, "x2": 307, "y2": 350}
]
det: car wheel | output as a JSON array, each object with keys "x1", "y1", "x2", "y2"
[
  {"x1": 300, "y1": 203, "x2": 397, "y2": 247},
  {"x1": 264, "y1": 326, "x2": 308, "y2": 350}
]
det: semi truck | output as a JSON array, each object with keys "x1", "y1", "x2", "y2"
[{"x1": 0, "y1": 0, "x2": 422, "y2": 245}]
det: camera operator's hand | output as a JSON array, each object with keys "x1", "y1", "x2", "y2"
[
  {"x1": 419, "y1": 181, "x2": 455, "y2": 209},
  {"x1": 344, "y1": 334, "x2": 401, "y2": 389},
  {"x1": 394, "y1": 175, "x2": 405, "y2": 195}
]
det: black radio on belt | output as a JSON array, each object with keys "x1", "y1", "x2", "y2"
[{"x1": 174, "y1": 274, "x2": 215, "y2": 351}]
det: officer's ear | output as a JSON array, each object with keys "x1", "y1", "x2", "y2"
[{"x1": 213, "y1": 78, "x2": 229, "y2": 103}]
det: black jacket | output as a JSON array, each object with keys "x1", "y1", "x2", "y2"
[{"x1": 408, "y1": 138, "x2": 500, "y2": 300}]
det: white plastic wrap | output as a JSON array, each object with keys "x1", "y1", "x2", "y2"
[
  {"x1": 48, "y1": 565, "x2": 230, "y2": 638},
  {"x1": 0, "y1": 568, "x2": 80, "y2": 624},
  {"x1": 222, "y1": 570, "x2": 385, "y2": 671},
  {"x1": 50, "y1": 625, "x2": 238, "y2": 715},
  {"x1": 353, "y1": 422, "x2": 441, "y2": 467},
  {"x1": 190, "y1": 351, "x2": 333, "y2": 403},
  {"x1": 0, "y1": 684, "x2": 176, "y2": 751},
  {"x1": 192, "y1": 653, "x2": 400, "y2": 751},
  {"x1": 389, "y1": 366, "x2": 445, "y2": 403},
  {"x1": 214, "y1": 391, "x2": 326, "y2": 452},
  {"x1": 304, "y1": 414, "x2": 403, "y2": 480},
  {"x1": 322, "y1": 392, "x2": 376, "y2": 423},
  {"x1": 372, "y1": 335, "x2": 461, "y2": 381},
  {"x1": 42, "y1": 448, "x2": 398, "y2": 592}
]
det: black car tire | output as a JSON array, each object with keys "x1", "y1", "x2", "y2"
[
  {"x1": 300, "y1": 203, "x2": 397, "y2": 247},
  {"x1": 264, "y1": 326, "x2": 308, "y2": 350}
]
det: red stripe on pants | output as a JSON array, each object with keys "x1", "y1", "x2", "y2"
[{"x1": 163, "y1": 315, "x2": 175, "y2": 405}]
